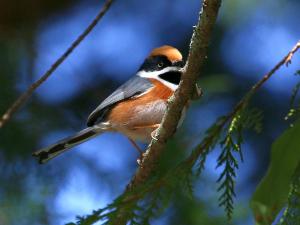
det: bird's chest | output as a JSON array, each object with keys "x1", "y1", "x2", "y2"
[
  {"x1": 130, "y1": 99, "x2": 167, "y2": 125},
  {"x1": 107, "y1": 80, "x2": 174, "y2": 141},
  {"x1": 109, "y1": 99, "x2": 167, "y2": 142}
]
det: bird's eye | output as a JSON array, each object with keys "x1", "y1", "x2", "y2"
[{"x1": 157, "y1": 62, "x2": 164, "y2": 68}]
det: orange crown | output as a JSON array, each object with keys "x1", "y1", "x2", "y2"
[{"x1": 149, "y1": 45, "x2": 182, "y2": 62}]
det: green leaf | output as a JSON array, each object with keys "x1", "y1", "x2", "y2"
[{"x1": 251, "y1": 119, "x2": 300, "y2": 225}]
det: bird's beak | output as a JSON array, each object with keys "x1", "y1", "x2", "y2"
[{"x1": 172, "y1": 60, "x2": 185, "y2": 68}]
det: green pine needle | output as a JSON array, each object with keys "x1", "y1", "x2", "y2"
[{"x1": 216, "y1": 106, "x2": 263, "y2": 220}]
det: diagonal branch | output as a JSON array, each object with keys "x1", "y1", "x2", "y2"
[
  {"x1": 128, "y1": 0, "x2": 222, "y2": 190},
  {"x1": 185, "y1": 40, "x2": 300, "y2": 168},
  {"x1": 0, "y1": 0, "x2": 114, "y2": 129},
  {"x1": 109, "y1": 0, "x2": 222, "y2": 224}
]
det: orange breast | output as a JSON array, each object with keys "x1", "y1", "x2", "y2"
[{"x1": 106, "y1": 79, "x2": 173, "y2": 126}]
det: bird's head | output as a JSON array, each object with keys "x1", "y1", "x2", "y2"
[{"x1": 137, "y1": 45, "x2": 184, "y2": 90}]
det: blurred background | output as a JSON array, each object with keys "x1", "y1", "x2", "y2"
[{"x1": 0, "y1": 0, "x2": 300, "y2": 224}]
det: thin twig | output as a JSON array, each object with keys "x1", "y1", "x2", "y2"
[
  {"x1": 0, "y1": 0, "x2": 114, "y2": 128},
  {"x1": 186, "y1": 40, "x2": 300, "y2": 166}
]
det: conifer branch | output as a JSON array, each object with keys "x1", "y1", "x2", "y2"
[
  {"x1": 186, "y1": 40, "x2": 300, "y2": 169},
  {"x1": 0, "y1": 0, "x2": 114, "y2": 129},
  {"x1": 184, "y1": 39, "x2": 300, "y2": 219}
]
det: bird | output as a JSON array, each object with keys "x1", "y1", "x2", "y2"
[{"x1": 33, "y1": 45, "x2": 194, "y2": 164}]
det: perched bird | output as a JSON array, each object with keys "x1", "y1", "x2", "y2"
[{"x1": 33, "y1": 45, "x2": 191, "y2": 164}]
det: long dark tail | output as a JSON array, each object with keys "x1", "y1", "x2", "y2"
[{"x1": 32, "y1": 126, "x2": 105, "y2": 164}]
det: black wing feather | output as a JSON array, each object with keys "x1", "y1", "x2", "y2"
[{"x1": 87, "y1": 76, "x2": 153, "y2": 126}]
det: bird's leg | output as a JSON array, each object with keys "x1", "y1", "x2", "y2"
[
  {"x1": 128, "y1": 138, "x2": 145, "y2": 165},
  {"x1": 128, "y1": 138, "x2": 143, "y2": 156},
  {"x1": 128, "y1": 124, "x2": 161, "y2": 165}
]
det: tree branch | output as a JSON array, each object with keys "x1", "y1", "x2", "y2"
[
  {"x1": 128, "y1": 0, "x2": 222, "y2": 189},
  {"x1": 109, "y1": 0, "x2": 222, "y2": 224},
  {"x1": 0, "y1": 0, "x2": 114, "y2": 129}
]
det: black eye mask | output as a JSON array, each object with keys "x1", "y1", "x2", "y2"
[{"x1": 139, "y1": 55, "x2": 173, "y2": 72}]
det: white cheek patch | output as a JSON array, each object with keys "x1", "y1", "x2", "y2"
[{"x1": 137, "y1": 67, "x2": 181, "y2": 91}]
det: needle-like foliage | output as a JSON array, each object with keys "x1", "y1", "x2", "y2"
[
  {"x1": 216, "y1": 106, "x2": 263, "y2": 219},
  {"x1": 285, "y1": 70, "x2": 300, "y2": 124}
]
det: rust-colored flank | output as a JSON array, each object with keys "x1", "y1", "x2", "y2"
[{"x1": 106, "y1": 78, "x2": 173, "y2": 126}]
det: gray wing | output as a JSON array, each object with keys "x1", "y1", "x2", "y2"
[{"x1": 87, "y1": 76, "x2": 153, "y2": 126}]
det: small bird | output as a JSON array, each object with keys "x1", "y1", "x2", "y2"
[{"x1": 33, "y1": 45, "x2": 194, "y2": 164}]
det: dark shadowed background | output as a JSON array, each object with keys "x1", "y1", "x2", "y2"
[{"x1": 0, "y1": 0, "x2": 300, "y2": 224}]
